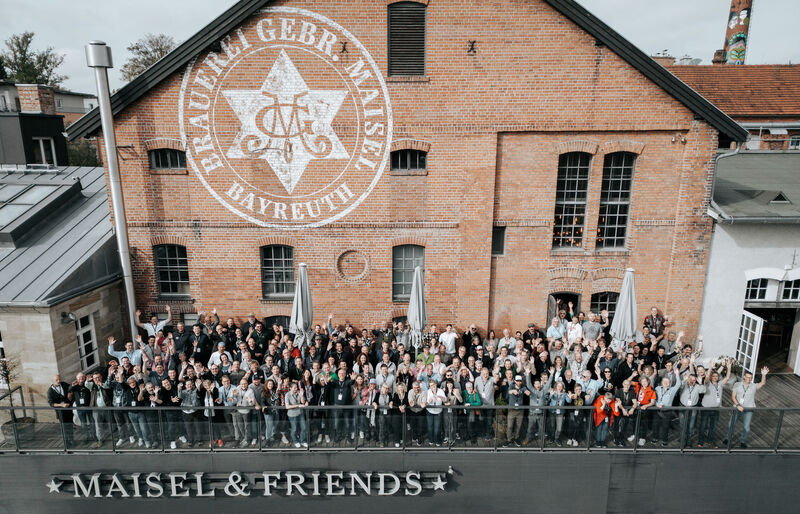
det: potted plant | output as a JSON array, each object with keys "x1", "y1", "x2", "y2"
[{"x1": 0, "y1": 354, "x2": 35, "y2": 443}]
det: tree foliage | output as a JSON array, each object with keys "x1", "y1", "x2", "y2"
[
  {"x1": 66, "y1": 138, "x2": 100, "y2": 167},
  {"x1": 120, "y1": 33, "x2": 176, "y2": 83},
  {"x1": 0, "y1": 31, "x2": 66, "y2": 86}
]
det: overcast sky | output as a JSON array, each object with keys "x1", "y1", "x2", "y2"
[{"x1": 1, "y1": 0, "x2": 798, "y2": 94}]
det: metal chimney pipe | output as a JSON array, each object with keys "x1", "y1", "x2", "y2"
[{"x1": 85, "y1": 41, "x2": 139, "y2": 341}]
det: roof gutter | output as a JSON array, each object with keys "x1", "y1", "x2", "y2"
[
  {"x1": 740, "y1": 122, "x2": 800, "y2": 129},
  {"x1": 707, "y1": 146, "x2": 740, "y2": 222}
]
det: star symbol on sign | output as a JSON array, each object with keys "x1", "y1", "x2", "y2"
[
  {"x1": 46, "y1": 478, "x2": 62, "y2": 494},
  {"x1": 431, "y1": 474, "x2": 447, "y2": 491},
  {"x1": 223, "y1": 49, "x2": 349, "y2": 194}
]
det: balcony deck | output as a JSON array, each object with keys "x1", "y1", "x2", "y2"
[{"x1": 2, "y1": 374, "x2": 799, "y2": 453}]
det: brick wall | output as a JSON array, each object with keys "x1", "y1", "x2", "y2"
[{"x1": 96, "y1": 0, "x2": 719, "y2": 337}]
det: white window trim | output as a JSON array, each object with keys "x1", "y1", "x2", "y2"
[
  {"x1": 32, "y1": 137, "x2": 57, "y2": 166},
  {"x1": 76, "y1": 313, "x2": 99, "y2": 372},
  {"x1": 789, "y1": 136, "x2": 800, "y2": 150}
]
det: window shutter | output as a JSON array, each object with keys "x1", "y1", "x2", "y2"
[{"x1": 388, "y1": 3, "x2": 426, "y2": 76}]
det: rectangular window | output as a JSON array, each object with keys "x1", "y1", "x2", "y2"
[
  {"x1": 596, "y1": 152, "x2": 635, "y2": 248},
  {"x1": 261, "y1": 245, "x2": 295, "y2": 297},
  {"x1": 745, "y1": 278, "x2": 768, "y2": 300},
  {"x1": 392, "y1": 244, "x2": 424, "y2": 300},
  {"x1": 75, "y1": 313, "x2": 99, "y2": 371},
  {"x1": 782, "y1": 279, "x2": 800, "y2": 301},
  {"x1": 388, "y1": 2, "x2": 426, "y2": 76},
  {"x1": 154, "y1": 245, "x2": 190, "y2": 296},
  {"x1": 32, "y1": 137, "x2": 57, "y2": 166},
  {"x1": 790, "y1": 136, "x2": 800, "y2": 150},
  {"x1": 590, "y1": 291, "x2": 620, "y2": 319},
  {"x1": 553, "y1": 152, "x2": 591, "y2": 248},
  {"x1": 391, "y1": 149, "x2": 427, "y2": 172},
  {"x1": 491, "y1": 226, "x2": 506, "y2": 256}
]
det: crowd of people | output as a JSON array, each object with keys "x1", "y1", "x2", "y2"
[{"x1": 46, "y1": 305, "x2": 770, "y2": 450}]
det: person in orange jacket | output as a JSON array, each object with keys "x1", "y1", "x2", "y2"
[
  {"x1": 634, "y1": 376, "x2": 657, "y2": 446},
  {"x1": 593, "y1": 391, "x2": 619, "y2": 447}
]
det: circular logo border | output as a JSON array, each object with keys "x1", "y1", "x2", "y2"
[{"x1": 178, "y1": 6, "x2": 393, "y2": 230}]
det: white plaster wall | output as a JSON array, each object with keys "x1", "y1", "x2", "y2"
[{"x1": 699, "y1": 223, "x2": 800, "y2": 364}]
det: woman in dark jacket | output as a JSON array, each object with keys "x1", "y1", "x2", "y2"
[{"x1": 197, "y1": 379, "x2": 225, "y2": 447}]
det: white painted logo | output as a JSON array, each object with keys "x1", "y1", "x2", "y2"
[{"x1": 179, "y1": 7, "x2": 392, "y2": 229}]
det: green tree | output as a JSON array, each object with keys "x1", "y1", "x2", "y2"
[
  {"x1": 0, "y1": 31, "x2": 66, "y2": 86},
  {"x1": 66, "y1": 138, "x2": 100, "y2": 167},
  {"x1": 120, "y1": 33, "x2": 176, "y2": 83}
]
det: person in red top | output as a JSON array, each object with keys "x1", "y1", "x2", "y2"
[
  {"x1": 593, "y1": 391, "x2": 619, "y2": 447},
  {"x1": 634, "y1": 377, "x2": 657, "y2": 446}
]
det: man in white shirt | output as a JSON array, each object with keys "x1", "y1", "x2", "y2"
[
  {"x1": 439, "y1": 324, "x2": 458, "y2": 356},
  {"x1": 135, "y1": 305, "x2": 172, "y2": 337}
]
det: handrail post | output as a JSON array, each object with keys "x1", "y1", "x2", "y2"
[
  {"x1": 207, "y1": 409, "x2": 213, "y2": 452},
  {"x1": 772, "y1": 410, "x2": 784, "y2": 453},
  {"x1": 632, "y1": 409, "x2": 641, "y2": 454},
  {"x1": 540, "y1": 408, "x2": 546, "y2": 451},
  {"x1": 402, "y1": 408, "x2": 406, "y2": 451},
  {"x1": 57, "y1": 408, "x2": 68, "y2": 453},
  {"x1": 353, "y1": 407, "x2": 359, "y2": 452},
  {"x1": 11, "y1": 409, "x2": 21, "y2": 452},
  {"x1": 111, "y1": 408, "x2": 117, "y2": 453}
]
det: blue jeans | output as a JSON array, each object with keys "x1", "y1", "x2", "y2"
[
  {"x1": 595, "y1": 418, "x2": 611, "y2": 445},
  {"x1": 263, "y1": 411, "x2": 277, "y2": 441},
  {"x1": 426, "y1": 413, "x2": 442, "y2": 444},
  {"x1": 289, "y1": 414, "x2": 307, "y2": 444},
  {"x1": 729, "y1": 410, "x2": 754, "y2": 444},
  {"x1": 128, "y1": 411, "x2": 149, "y2": 443},
  {"x1": 77, "y1": 409, "x2": 95, "y2": 441}
]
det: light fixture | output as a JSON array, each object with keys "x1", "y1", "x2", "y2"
[{"x1": 61, "y1": 312, "x2": 77, "y2": 324}]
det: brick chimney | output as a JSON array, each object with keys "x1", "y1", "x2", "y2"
[{"x1": 16, "y1": 84, "x2": 56, "y2": 115}]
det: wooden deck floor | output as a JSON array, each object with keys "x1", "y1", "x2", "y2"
[{"x1": 2, "y1": 374, "x2": 799, "y2": 453}]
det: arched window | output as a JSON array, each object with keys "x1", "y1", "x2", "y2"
[
  {"x1": 552, "y1": 152, "x2": 591, "y2": 248},
  {"x1": 596, "y1": 152, "x2": 635, "y2": 248},
  {"x1": 261, "y1": 245, "x2": 295, "y2": 298},
  {"x1": 153, "y1": 244, "x2": 190, "y2": 296},
  {"x1": 391, "y1": 149, "x2": 427, "y2": 173},
  {"x1": 392, "y1": 244, "x2": 424, "y2": 301},
  {"x1": 388, "y1": 2, "x2": 426, "y2": 76},
  {"x1": 591, "y1": 291, "x2": 620, "y2": 319},
  {"x1": 148, "y1": 148, "x2": 186, "y2": 170}
]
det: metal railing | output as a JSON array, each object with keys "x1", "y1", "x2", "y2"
[{"x1": 0, "y1": 404, "x2": 798, "y2": 454}]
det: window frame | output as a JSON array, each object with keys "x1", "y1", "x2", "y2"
[
  {"x1": 392, "y1": 244, "x2": 425, "y2": 301},
  {"x1": 552, "y1": 152, "x2": 592, "y2": 249},
  {"x1": 782, "y1": 279, "x2": 800, "y2": 301},
  {"x1": 491, "y1": 226, "x2": 506, "y2": 256},
  {"x1": 596, "y1": 152, "x2": 636, "y2": 249},
  {"x1": 590, "y1": 291, "x2": 620, "y2": 319},
  {"x1": 75, "y1": 312, "x2": 99, "y2": 372},
  {"x1": 387, "y1": 1, "x2": 427, "y2": 77},
  {"x1": 260, "y1": 245, "x2": 296, "y2": 299},
  {"x1": 148, "y1": 148, "x2": 187, "y2": 170},
  {"x1": 745, "y1": 278, "x2": 768, "y2": 301},
  {"x1": 153, "y1": 244, "x2": 191, "y2": 297},
  {"x1": 32, "y1": 137, "x2": 57, "y2": 166},
  {"x1": 390, "y1": 148, "x2": 428, "y2": 175},
  {"x1": 789, "y1": 136, "x2": 800, "y2": 150}
]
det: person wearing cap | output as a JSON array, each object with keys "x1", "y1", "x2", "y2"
[
  {"x1": 416, "y1": 344, "x2": 435, "y2": 366},
  {"x1": 506, "y1": 374, "x2": 530, "y2": 446}
]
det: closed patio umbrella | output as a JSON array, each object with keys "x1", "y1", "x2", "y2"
[
  {"x1": 289, "y1": 263, "x2": 313, "y2": 348},
  {"x1": 609, "y1": 268, "x2": 637, "y2": 353},
  {"x1": 407, "y1": 266, "x2": 427, "y2": 354}
]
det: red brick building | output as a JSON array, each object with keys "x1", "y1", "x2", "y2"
[{"x1": 68, "y1": 0, "x2": 747, "y2": 336}]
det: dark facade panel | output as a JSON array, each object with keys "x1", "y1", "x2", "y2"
[{"x1": 0, "y1": 452, "x2": 798, "y2": 513}]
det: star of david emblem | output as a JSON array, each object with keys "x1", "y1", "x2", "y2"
[{"x1": 223, "y1": 49, "x2": 349, "y2": 194}]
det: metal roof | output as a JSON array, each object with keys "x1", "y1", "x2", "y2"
[
  {"x1": 0, "y1": 166, "x2": 121, "y2": 306},
  {"x1": 67, "y1": 0, "x2": 748, "y2": 142},
  {"x1": 713, "y1": 152, "x2": 800, "y2": 221}
]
